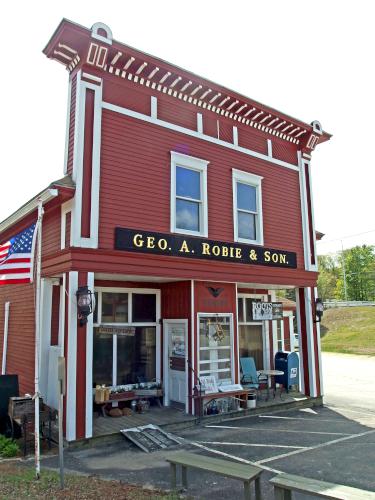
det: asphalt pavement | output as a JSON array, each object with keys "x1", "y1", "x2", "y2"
[{"x1": 40, "y1": 353, "x2": 375, "y2": 499}]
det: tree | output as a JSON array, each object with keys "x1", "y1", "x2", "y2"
[
  {"x1": 317, "y1": 254, "x2": 339, "y2": 300},
  {"x1": 335, "y1": 245, "x2": 375, "y2": 301}
]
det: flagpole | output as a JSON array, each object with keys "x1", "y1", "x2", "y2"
[{"x1": 34, "y1": 200, "x2": 44, "y2": 479}]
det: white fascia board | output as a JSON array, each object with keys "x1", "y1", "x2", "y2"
[
  {"x1": 0, "y1": 188, "x2": 59, "y2": 234},
  {"x1": 102, "y1": 101, "x2": 300, "y2": 172}
]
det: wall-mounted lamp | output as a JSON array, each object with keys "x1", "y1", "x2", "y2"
[
  {"x1": 314, "y1": 298, "x2": 324, "y2": 323},
  {"x1": 76, "y1": 286, "x2": 94, "y2": 326}
]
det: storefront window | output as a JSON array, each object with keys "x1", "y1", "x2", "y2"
[
  {"x1": 93, "y1": 330, "x2": 113, "y2": 386},
  {"x1": 93, "y1": 290, "x2": 158, "y2": 387},
  {"x1": 199, "y1": 315, "x2": 232, "y2": 385},
  {"x1": 132, "y1": 294, "x2": 156, "y2": 322},
  {"x1": 117, "y1": 327, "x2": 156, "y2": 384},
  {"x1": 102, "y1": 292, "x2": 128, "y2": 323},
  {"x1": 239, "y1": 324, "x2": 264, "y2": 370}
]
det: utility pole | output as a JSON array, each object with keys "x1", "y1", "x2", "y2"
[{"x1": 341, "y1": 240, "x2": 348, "y2": 301}]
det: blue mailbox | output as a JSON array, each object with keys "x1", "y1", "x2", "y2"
[{"x1": 274, "y1": 351, "x2": 299, "y2": 392}]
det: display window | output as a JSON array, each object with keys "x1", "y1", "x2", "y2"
[
  {"x1": 238, "y1": 295, "x2": 265, "y2": 370},
  {"x1": 93, "y1": 288, "x2": 160, "y2": 387}
]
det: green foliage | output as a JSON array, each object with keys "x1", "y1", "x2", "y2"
[
  {"x1": 0, "y1": 434, "x2": 20, "y2": 458},
  {"x1": 335, "y1": 245, "x2": 375, "y2": 300},
  {"x1": 317, "y1": 255, "x2": 339, "y2": 300},
  {"x1": 318, "y1": 245, "x2": 375, "y2": 301}
]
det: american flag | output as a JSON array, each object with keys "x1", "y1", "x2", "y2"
[{"x1": 0, "y1": 223, "x2": 37, "y2": 285}]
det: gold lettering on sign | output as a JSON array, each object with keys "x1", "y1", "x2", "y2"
[
  {"x1": 280, "y1": 254, "x2": 286, "y2": 264},
  {"x1": 222, "y1": 246, "x2": 228, "y2": 257},
  {"x1": 179, "y1": 240, "x2": 190, "y2": 253},
  {"x1": 147, "y1": 236, "x2": 155, "y2": 249},
  {"x1": 212, "y1": 245, "x2": 220, "y2": 257},
  {"x1": 202, "y1": 243, "x2": 211, "y2": 255},
  {"x1": 264, "y1": 250, "x2": 271, "y2": 262},
  {"x1": 249, "y1": 249, "x2": 258, "y2": 261},
  {"x1": 158, "y1": 238, "x2": 168, "y2": 251},
  {"x1": 235, "y1": 248, "x2": 242, "y2": 259},
  {"x1": 133, "y1": 234, "x2": 144, "y2": 247}
]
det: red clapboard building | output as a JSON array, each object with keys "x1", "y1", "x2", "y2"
[{"x1": 0, "y1": 20, "x2": 331, "y2": 441}]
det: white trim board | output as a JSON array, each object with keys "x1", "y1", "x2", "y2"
[{"x1": 102, "y1": 101, "x2": 300, "y2": 172}]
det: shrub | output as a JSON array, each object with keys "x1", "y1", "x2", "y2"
[
  {"x1": 0, "y1": 435, "x2": 20, "y2": 457},
  {"x1": 1, "y1": 441, "x2": 20, "y2": 458}
]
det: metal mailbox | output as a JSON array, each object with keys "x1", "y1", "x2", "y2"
[{"x1": 274, "y1": 351, "x2": 299, "y2": 392}]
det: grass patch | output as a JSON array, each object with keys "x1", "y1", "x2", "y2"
[
  {"x1": 0, "y1": 462, "x2": 180, "y2": 500},
  {"x1": 320, "y1": 306, "x2": 375, "y2": 355}
]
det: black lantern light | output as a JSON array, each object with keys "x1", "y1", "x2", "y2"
[
  {"x1": 314, "y1": 298, "x2": 324, "y2": 323},
  {"x1": 76, "y1": 286, "x2": 94, "y2": 326}
]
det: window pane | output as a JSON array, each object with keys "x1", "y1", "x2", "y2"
[
  {"x1": 117, "y1": 327, "x2": 156, "y2": 384},
  {"x1": 237, "y1": 182, "x2": 256, "y2": 212},
  {"x1": 238, "y1": 298, "x2": 244, "y2": 322},
  {"x1": 176, "y1": 199, "x2": 200, "y2": 231},
  {"x1": 176, "y1": 166, "x2": 201, "y2": 200},
  {"x1": 245, "y1": 298, "x2": 255, "y2": 322},
  {"x1": 239, "y1": 324, "x2": 264, "y2": 370},
  {"x1": 132, "y1": 293, "x2": 156, "y2": 323},
  {"x1": 238, "y1": 211, "x2": 256, "y2": 240},
  {"x1": 93, "y1": 329, "x2": 113, "y2": 386},
  {"x1": 199, "y1": 349, "x2": 231, "y2": 362},
  {"x1": 102, "y1": 293, "x2": 128, "y2": 323},
  {"x1": 199, "y1": 317, "x2": 231, "y2": 348}
]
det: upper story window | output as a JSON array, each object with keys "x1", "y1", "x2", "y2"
[
  {"x1": 171, "y1": 151, "x2": 209, "y2": 237},
  {"x1": 232, "y1": 169, "x2": 264, "y2": 245}
]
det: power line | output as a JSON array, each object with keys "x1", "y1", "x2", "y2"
[{"x1": 316, "y1": 229, "x2": 375, "y2": 245}]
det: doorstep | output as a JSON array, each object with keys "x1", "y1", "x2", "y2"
[{"x1": 65, "y1": 393, "x2": 323, "y2": 450}]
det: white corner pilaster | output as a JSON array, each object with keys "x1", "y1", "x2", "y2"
[
  {"x1": 71, "y1": 71, "x2": 102, "y2": 249},
  {"x1": 39, "y1": 279, "x2": 53, "y2": 399},
  {"x1": 85, "y1": 272, "x2": 94, "y2": 438},
  {"x1": 66, "y1": 271, "x2": 78, "y2": 441}
]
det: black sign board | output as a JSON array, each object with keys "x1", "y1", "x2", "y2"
[{"x1": 115, "y1": 228, "x2": 297, "y2": 269}]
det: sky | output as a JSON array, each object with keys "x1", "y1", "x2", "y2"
[{"x1": 1, "y1": 0, "x2": 374, "y2": 255}]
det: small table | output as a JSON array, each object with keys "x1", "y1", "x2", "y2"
[{"x1": 259, "y1": 370, "x2": 284, "y2": 400}]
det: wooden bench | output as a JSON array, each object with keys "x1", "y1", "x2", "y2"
[
  {"x1": 166, "y1": 451, "x2": 263, "y2": 499},
  {"x1": 270, "y1": 473, "x2": 375, "y2": 499}
]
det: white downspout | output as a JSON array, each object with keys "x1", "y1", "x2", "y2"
[{"x1": 1, "y1": 302, "x2": 10, "y2": 374}]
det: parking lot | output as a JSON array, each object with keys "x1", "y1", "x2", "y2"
[{"x1": 42, "y1": 404, "x2": 375, "y2": 499}]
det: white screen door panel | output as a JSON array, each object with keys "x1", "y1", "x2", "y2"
[{"x1": 164, "y1": 320, "x2": 187, "y2": 405}]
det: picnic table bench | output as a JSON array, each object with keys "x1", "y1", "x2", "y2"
[
  {"x1": 270, "y1": 473, "x2": 375, "y2": 499},
  {"x1": 166, "y1": 451, "x2": 263, "y2": 499}
]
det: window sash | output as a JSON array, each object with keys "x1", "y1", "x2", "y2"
[{"x1": 171, "y1": 151, "x2": 209, "y2": 237}]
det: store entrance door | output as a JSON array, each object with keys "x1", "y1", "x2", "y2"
[{"x1": 163, "y1": 320, "x2": 188, "y2": 407}]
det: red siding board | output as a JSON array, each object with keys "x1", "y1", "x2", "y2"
[
  {"x1": 157, "y1": 97, "x2": 197, "y2": 131},
  {"x1": 0, "y1": 283, "x2": 35, "y2": 395},
  {"x1": 43, "y1": 207, "x2": 61, "y2": 257},
  {"x1": 237, "y1": 125, "x2": 267, "y2": 155},
  {"x1": 67, "y1": 75, "x2": 77, "y2": 176},
  {"x1": 50, "y1": 285, "x2": 60, "y2": 346},
  {"x1": 81, "y1": 89, "x2": 94, "y2": 238},
  {"x1": 272, "y1": 138, "x2": 298, "y2": 166},
  {"x1": 103, "y1": 78, "x2": 150, "y2": 115},
  {"x1": 99, "y1": 110, "x2": 305, "y2": 269}
]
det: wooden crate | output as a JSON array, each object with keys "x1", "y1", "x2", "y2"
[{"x1": 8, "y1": 397, "x2": 42, "y2": 420}]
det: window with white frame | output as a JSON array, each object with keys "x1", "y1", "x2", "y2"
[
  {"x1": 171, "y1": 151, "x2": 209, "y2": 237},
  {"x1": 93, "y1": 289, "x2": 159, "y2": 387},
  {"x1": 232, "y1": 169, "x2": 263, "y2": 245},
  {"x1": 198, "y1": 314, "x2": 233, "y2": 385}
]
